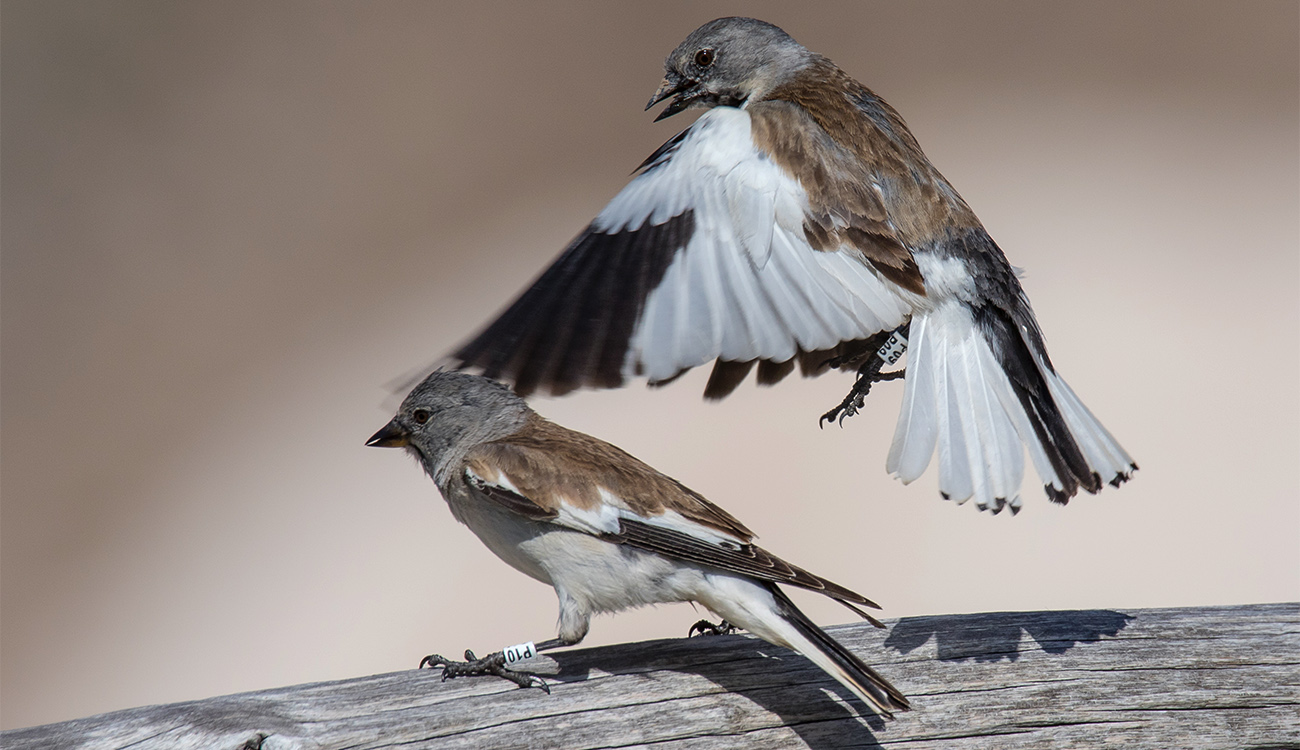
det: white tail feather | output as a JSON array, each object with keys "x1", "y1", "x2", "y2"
[
  {"x1": 1041, "y1": 363, "x2": 1135, "y2": 484},
  {"x1": 934, "y1": 347, "x2": 975, "y2": 503},
  {"x1": 957, "y1": 334, "x2": 1025, "y2": 506},
  {"x1": 886, "y1": 314, "x2": 938, "y2": 482},
  {"x1": 888, "y1": 301, "x2": 1132, "y2": 510}
]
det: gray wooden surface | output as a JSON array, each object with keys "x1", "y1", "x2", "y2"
[{"x1": 5, "y1": 603, "x2": 1297, "y2": 750}]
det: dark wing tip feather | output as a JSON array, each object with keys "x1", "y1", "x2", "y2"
[
  {"x1": 704, "y1": 360, "x2": 756, "y2": 400},
  {"x1": 836, "y1": 599, "x2": 887, "y2": 628},
  {"x1": 634, "y1": 127, "x2": 691, "y2": 175},
  {"x1": 452, "y1": 211, "x2": 694, "y2": 398},
  {"x1": 647, "y1": 367, "x2": 691, "y2": 389},
  {"x1": 755, "y1": 358, "x2": 795, "y2": 387}
]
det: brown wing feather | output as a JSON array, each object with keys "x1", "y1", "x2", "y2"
[
  {"x1": 754, "y1": 57, "x2": 987, "y2": 296},
  {"x1": 468, "y1": 413, "x2": 755, "y2": 541},
  {"x1": 700, "y1": 331, "x2": 896, "y2": 400},
  {"x1": 748, "y1": 99, "x2": 925, "y2": 296},
  {"x1": 606, "y1": 518, "x2": 881, "y2": 612}
]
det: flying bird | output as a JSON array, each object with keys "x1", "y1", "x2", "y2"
[
  {"x1": 449, "y1": 17, "x2": 1135, "y2": 513},
  {"x1": 367, "y1": 370, "x2": 910, "y2": 717}
]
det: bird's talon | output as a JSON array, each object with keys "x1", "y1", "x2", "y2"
[
  {"x1": 418, "y1": 648, "x2": 548, "y2": 693},
  {"x1": 822, "y1": 365, "x2": 904, "y2": 427}
]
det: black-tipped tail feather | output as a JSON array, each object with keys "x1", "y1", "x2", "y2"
[
  {"x1": 888, "y1": 229, "x2": 1135, "y2": 510},
  {"x1": 768, "y1": 584, "x2": 910, "y2": 717},
  {"x1": 973, "y1": 303, "x2": 1098, "y2": 503}
]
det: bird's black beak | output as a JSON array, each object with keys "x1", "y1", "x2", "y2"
[
  {"x1": 366, "y1": 418, "x2": 410, "y2": 448},
  {"x1": 646, "y1": 74, "x2": 697, "y2": 122}
]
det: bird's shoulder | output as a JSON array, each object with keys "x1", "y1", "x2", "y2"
[
  {"x1": 759, "y1": 56, "x2": 929, "y2": 179},
  {"x1": 754, "y1": 57, "x2": 982, "y2": 250},
  {"x1": 463, "y1": 413, "x2": 755, "y2": 541},
  {"x1": 745, "y1": 65, "x2": 922, "y2": 293}
]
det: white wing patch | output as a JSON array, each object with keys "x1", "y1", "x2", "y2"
[
  {"x1": 474, "y1": 471, "x2": 751, "y2": 550},
  {"x1": 590, "y1": 107, "x2": 909, "y2": 383},
  {"x1": 466, "y1": 465, "x2": 520, "y2": 495},
  {"x1": 466, "y1": 468, "x2": 746, "y2": 544},
  {"x1": 466, "y1": 466, "x2": 626, "y2": 535},
  {"x1": 635, "y1": 508, "x2": 749, "y2": 548},
  {"x1": 554, "y1": 497, "x2": 623, "y2": 536}
]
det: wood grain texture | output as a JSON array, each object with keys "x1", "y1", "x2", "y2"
[{"x1": 5, "y1": 603, "x2": 1297, "y2": 750}]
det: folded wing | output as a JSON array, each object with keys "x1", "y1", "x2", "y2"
[{"x1": 463, "y1": 415, "x2": 881, "y2": 615}]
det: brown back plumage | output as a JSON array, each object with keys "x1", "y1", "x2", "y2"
[
  {"x1": 467, "y1": 413, "x2": 755, "y2": 541},
  {"x1": 761, "y1": 57, "x2": 982, "y2": 251}
]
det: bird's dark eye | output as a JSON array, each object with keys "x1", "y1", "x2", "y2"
[
  {"x1": 694, "y1": 48, "x2": 715, "y2": 67},
  {"x1": 412, "y1": 408, "x2": 431, "y2": 425}
]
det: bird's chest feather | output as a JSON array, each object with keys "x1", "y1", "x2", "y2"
[{"x1": 444, "y1": 484, "x2": 556, "y2": 584}]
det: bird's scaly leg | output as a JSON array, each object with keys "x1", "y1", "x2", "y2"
[
  {"x1": 689, "y1": 619, "x2": 741, "y2": 637},
  {"x1": 420, "y1": 643, "x2": 555, "y2": 693},
  {"x1": 820, "y1": 323, "x2": 910, "y2": 427}
]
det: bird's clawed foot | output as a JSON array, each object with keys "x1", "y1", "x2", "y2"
[
  {"x1": 419, "y1": 649, "x2": 550, "y2": 693},
  {"x1": 689, "y1": 618, "x2": 741, "y2": 637},
  {"x1": 819, "y1": 369, "x2": 905, "y2": 427}
]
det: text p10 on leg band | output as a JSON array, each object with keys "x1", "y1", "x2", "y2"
[{"x1": 503, "y1": 642, "x2": 536, "y2": 664}]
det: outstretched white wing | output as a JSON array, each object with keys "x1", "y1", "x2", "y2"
[{"x1": 453, "y1": 107, "x2": 908, "y2": 396}]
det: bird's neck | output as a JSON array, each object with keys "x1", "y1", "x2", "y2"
[{"x1": 763, "y1": 57, "x2": 927, "y2": 164}]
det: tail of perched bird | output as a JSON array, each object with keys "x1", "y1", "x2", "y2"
[
  {"x1": 718, "y1": 581, "x2": 910, "y2": 717},
  {"x1": 888, "y1": 281, "x2": 1135, "y2": 513}
]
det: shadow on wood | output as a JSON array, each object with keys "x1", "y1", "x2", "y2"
[
  {"x1": 884, "y1": 608, "x2": 1135, "y2": 661},
  {"x1": 4, "y1": 604, "x2": 1297, "y2": 749}
]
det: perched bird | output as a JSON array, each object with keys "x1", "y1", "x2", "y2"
[
  {"x1": 449, "y1": 17, "x2": 1135, "y2": 513},
  {"x1": 367, "y1": 370, "x2": 910, "y2": 717}
]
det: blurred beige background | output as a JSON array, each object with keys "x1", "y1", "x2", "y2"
[{"x1": 3, "y1": 0, "x2": 1297, "y2": 731}]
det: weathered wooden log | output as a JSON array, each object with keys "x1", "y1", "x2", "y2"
[{"x1": 5, "y1": 603, "x2": 1297, "y2": 749}]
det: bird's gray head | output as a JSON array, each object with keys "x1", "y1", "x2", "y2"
[
  {"x1": 646, "y1": 17, "x2": 812, "y2": 121},
  {"x1": 367, "y1": 371, "x2": 529, "y2": 485}
]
